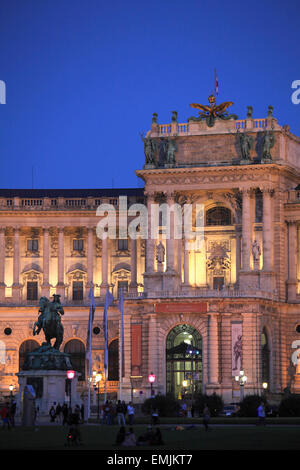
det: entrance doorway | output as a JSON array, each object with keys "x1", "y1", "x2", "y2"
[{"x1": 166, "y1": 324, "x2": 202, "y2": 399}]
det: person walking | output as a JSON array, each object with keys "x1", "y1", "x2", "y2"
[
  {"x1": 258, "y1": 402, "x2": 266, "y2": 426},
  {"x1": 49, "y1": 405, "x2": 56, "y2": 423},
  {"x1": 203, "y1": 403, "x2": 211, "y2": 431},
  {"x1": 62, "y1": 403, "x2": 69, "y2": 425},
  {"x1": 127, "y1": 402, "x2": 135, "y2": 425},
  {"x1": 55, "y1": 403, "x2": 62, "y2": 424},
  {"x1": 116, "y1": 400, "x2": 126, "y2": 426},
  {"x1": 1, "y1": 403, "x2": 10, "y2": 429}
]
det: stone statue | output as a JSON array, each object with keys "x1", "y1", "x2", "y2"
[
  {"x1": 262, "y1": 130, "x2": 275, "y2": 160},
  {"x1": 247, "y1": 106, "x2": 253, "y2": 118},
  {"x1": 33, "y1": 295, "x2": 64, "y2": 350},
  {"x1": 171, "y1": 111, "x2": 178, "y2": 122},
  {"x1": 267, "y1": 105, "x2": 274, "y2": 117},
  {"x1": 166, "y1": 137, "x2": 177, "y2": 166},
  {"x1": 156, "y1": 241, "x2": 165, "y2": 264},
  {"x1": 238, "y1": 132, "x2": 254, "y2": 161},
  {"x1": 252, "y1": 239, "x2": 261, "y2": 261},
  {"x1": 140, "y1": 133, "x2": 157, "y2": 166}
]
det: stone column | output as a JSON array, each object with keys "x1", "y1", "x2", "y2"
[
  {"x1": 56, "y1": 227, "x2": 65, "y2": 300},
  {"x1": 41, "y1": 227, "x2": 50, "y2": 297},
  {"x1": 146, "y1": 192, "x2": 155, "y2": 273},
  {"x1": 262, "y1": 188, "x2": 273, "y2": 271},
  {"x1": 183, "y1": 238, "x2": 190, "y2": 287},
  {"x1": 87, "y1": 227, "x2": 94, "y2": 291},
  {"x1": 165, "y1": 191, "x2": 175, "y2": 272},
  {"x1": 100, "y1": 235, "x2": 109, "y2": 296},
  {"x1": 241, "y1": 189, "x2": 251, "y2": 271},
  {"x1": 129, "y1": 237, "x2": 138, "y2": 293},
  {"x1": 287, "y1": 221, "x2": 297, "y2": 301},
  {"x1": 235, "y1": 231, "x2": 241, "y2": 283},
  {"x1": 207, "y1": 313, "x2": 219, "y2": 386},
  {"x1": 12, "y1": 227, "x2": 21, "y2": 302},
  {"x1": 0, "y1": 227, "x2": 5, "y2": 301}
]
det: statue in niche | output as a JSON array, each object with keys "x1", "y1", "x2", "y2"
[
  {"x1": 156, "y1": 241, "x2": 165, "y2": 268},
  {"x1": 238, "y1": 132, "x2": 254, "y2": 161},
  {"x1": 262, "y1": 130, "x2": 275, "y2": 160},
  {"x1": 166, "y1": 137, "x2": 177, "y2": 166},
  {"x1": 252, "y1": 239, "x2": 261, "y2": 262}
]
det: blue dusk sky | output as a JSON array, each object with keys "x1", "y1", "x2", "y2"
[{"x1": 0, "y1": 0, "x2": 299, "y2": 189}]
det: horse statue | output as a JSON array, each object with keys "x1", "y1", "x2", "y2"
[{"x1": 33, "y1": 295, "x2": 64, "y2": 350}]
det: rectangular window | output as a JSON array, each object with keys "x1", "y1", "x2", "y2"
[
  {"x1": 73, "y1": 281, "x2": 83, "y2": 300},
  {"x1": 118, "y1": 281, "x2": 128, "y2": 297},
  {"x1": 73, "y1": 239, "x2": 84, "y2": 252},
  {"x1": 213, "y1": 277, "x2": 224, "y2": 291},
  {"x1": 27, "y1": 281, "x2": 38, "y2": 301},
  {"x1": 118, "y1": 239, "x2": 128, "y2": 251},
  {"x1": 27, "y1": 239, "x2": 39, "y2": 252}
]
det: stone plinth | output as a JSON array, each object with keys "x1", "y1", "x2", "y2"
[{"x1": 16, "y1": 369, "x2": 81, "y2": 415}]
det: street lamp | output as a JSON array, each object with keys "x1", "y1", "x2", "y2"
[
  {"x1": 235, "y1": 370, "x2": 247, "y2": 401},
  {"x1": 93, "y1": 371, "x2": 102, "y2": 420},
  {"x1": 66, "y1": 370, "x2": 75, "y2": 411},
  {"x1": 9, "y1": 384, "x2": 13, "y2": 404},
  {"x1": 262, "y1": 381, "x2": 268, "y2": 397},
  {"x1": 148, "y1": 372, "x2": 156, "y2": 397}
]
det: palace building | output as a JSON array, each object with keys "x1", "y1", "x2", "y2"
[{"x1": 1, "y1": 97, "x2": 300, "y2": 405}]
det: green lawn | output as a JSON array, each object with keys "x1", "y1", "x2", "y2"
[{"x1": 1, "y1": 424, "x2": 300, "y2": 450}]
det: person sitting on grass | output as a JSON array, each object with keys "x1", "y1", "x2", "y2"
[
  {"x1": 137, "y1": 426, "x2": 154, "y2": 446},
  {"x1": 150, "y1": 427, "x2": 164, "y2": 446},
  {"x1": 122, "y1": 427, "x2": 137, "y2": 446},
  {"x1": 115, "y1": 426, "x2": 126, "y2": 446}
]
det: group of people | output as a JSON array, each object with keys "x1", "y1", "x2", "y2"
[
  {"x1": 0, "y1": 401, "x2": 16, "y2": 429},
  {"x1": 101, "y1": 400, "x2": 135, "y2": 425},
  {"x1": 115, "y1": 425, "x2": 164, "y2": 447},
  {"x1": 49, "y1": 402, "x2": 84, "y2": 425}
]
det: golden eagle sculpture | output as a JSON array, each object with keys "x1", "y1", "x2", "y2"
[{"x1": 188, "y1": 94, "x2": 238, "y2": 127}]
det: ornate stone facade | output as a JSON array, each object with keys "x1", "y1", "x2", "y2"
[{"x1": 1, "y1": 107, "x2": 300, "y2": 405}]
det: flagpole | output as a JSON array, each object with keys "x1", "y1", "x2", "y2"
[
  {"x1": 119, "y1": 288, "x2": 124, "y2": 402},
  {"x1": 103, "y1": 288, "x2": 114, "y2": 404},
  {"x1": 86, "y1": 283, "x2": 95, "y2": 421}
]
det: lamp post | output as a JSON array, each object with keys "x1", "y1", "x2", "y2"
[
  {"x1": 262, "y1": 381, "x2": 268, "y2": 397},
  {"x1": 148, "y1": 372, "x2": 156, "y2": 397},
  {"x1": 66, "y1": 370, "x2": 75, "y2": 411},
  {"x1": 9, "y1": 384, "x2": 13, "y2": 406},
  {"x1": 235, "y1": 370, "x2": 247, "y2": 401},
  {"x1": 94, "y1": 371, "x2": 102, "y2": 420},
  {"x1": 148, "y1": 372, "x2": 156, "y2": 420}
]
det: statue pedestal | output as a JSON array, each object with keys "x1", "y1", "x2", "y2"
[{"x1": 16, "y1": 369, "x2": 81, "y2": 416}]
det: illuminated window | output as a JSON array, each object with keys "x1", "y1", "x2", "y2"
[
  {"x1": 72, "y1": 281, "x2": 83, "y2": 301},
  {"x1": 206, "y1": 207, "x2": 231, "y2": 226},
  {"x1": 27, "y1": 281, "x2": 38, "y2": 301},
  {"x1": 64, "y1": 340, "x2": 85, "y2": 381}
]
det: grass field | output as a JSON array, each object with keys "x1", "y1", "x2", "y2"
[{"x1": 1, "y1": 423, "x2": 300, "y2": 450}]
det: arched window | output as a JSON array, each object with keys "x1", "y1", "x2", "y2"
[
  {"x1": 108, "y1": 339, "x2": 119, "y2": 381},
  {"x1": 206, "y1": 207, "x2": 232, "y2": 226},
  {"x1": 64, "y1": 340, "x2": 86, "y2": 381},
  {"x1": 261, "y1": 329, "x2": 270, "y2": 384},
  {"x1": 166, "y1": 324, "x2": 202, "y2": 399},
  {"x1": 19, "y1": 340, "x2": 39, "y2": 370}
]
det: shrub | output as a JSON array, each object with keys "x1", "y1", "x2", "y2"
[
  {"x1": 278, "y1": 394, "x2": 300, "y2": 417},
  {"x1": 194, "y1": 393, "x2": 224, "y2": 417},
  {"x1": 238, "y1": 394, "x2": 267, "y2": 417},
  {"x1": 142, "y1": 394, "x2": 180, "y2": 417}
]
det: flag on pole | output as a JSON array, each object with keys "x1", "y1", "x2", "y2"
[
  {"x1": 215, "y1": 69, "x2": 219, "y2": 97},
  {"x1": 103, "y1": 288, "x2": 114, "y2": 403},
  {"x1": 103, "y1": 289, "x2": 114, "y2": 371},
  {"x1": 86, "y1": 285, "x2": 95, "y2": 360},
  {"x1": 86, "y1": 284, "x2": 95, "y2": 420},
  {"x1": 118, "y1": 288, "x2": 125, "y2": 378}
]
